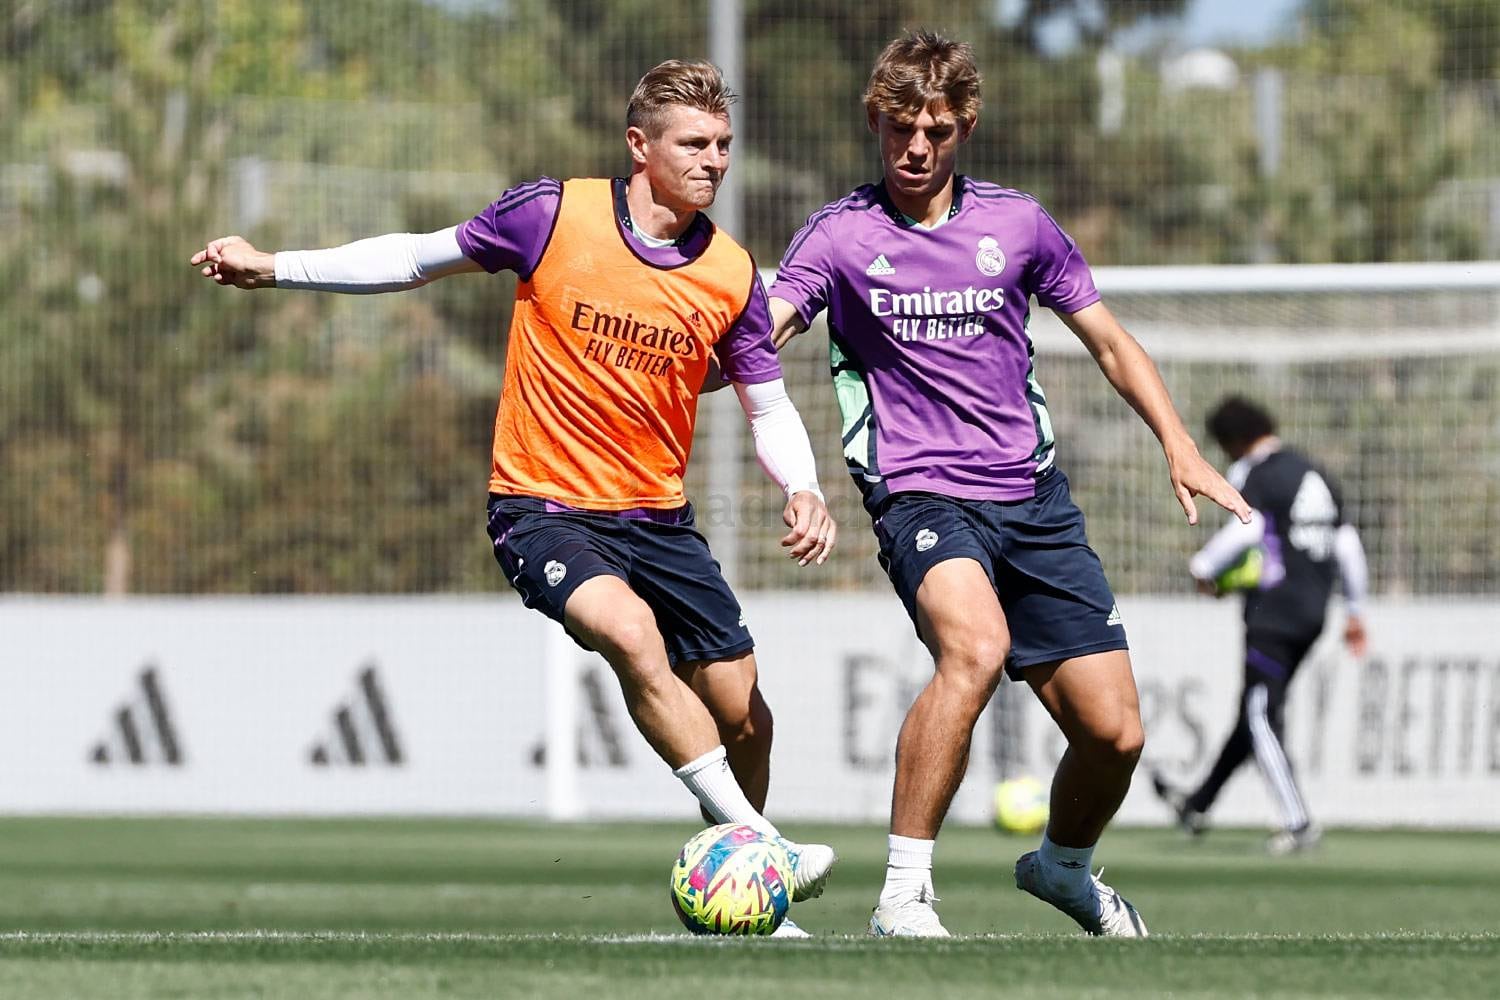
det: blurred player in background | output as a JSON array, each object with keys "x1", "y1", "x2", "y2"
[
  {"x1": 767, "y1": 30, "x2": 1248, "y2": 937},
  {"x1": 1153, "y1": 396, "x2": 1369, "y2": 855},
  {"x1": 190, "y1": 59, "x2": 838, "y2": 935}
]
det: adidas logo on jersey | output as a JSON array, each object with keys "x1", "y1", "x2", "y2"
[{"x1": 865, "y1": 254, "x2": 896, "y2": 277}]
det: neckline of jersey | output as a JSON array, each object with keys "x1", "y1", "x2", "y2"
[
  {"x1": 610, "y1": 177, "x2": 714, "y2": 271},
  {"x1": 874, "y1": 175, "x2": 967, "y2": 229}
]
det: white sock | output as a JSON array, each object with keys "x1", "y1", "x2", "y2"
[
  {"x1": 879, "y1": 834, "x2": 935, "y2": 905},
  {"x1": 1037, "y1": 833, "x2": 1094, "y2": 901},
  {"x1": 673, "y1": 746, "x2": 780, "y2": 838}
]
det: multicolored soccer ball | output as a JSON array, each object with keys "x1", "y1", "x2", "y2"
[
  {"x1": 669, "y1": 823, "x2": 792, "y2": 935},
  {"x1": 994, "y1": 776, "x2": 1050, "y2": 835}
]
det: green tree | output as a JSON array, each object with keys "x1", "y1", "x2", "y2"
[
  {"x1": 1252, "y1": 1, "x2": 1476, "y2": 261},
  {"x1": 0, "y1": 0, "x2": 501, "y2": 592},
  {"x1": 998, "y1": 0, "x2": 1189, "y2": 52},
  {"x1": 4, "y1": 2, "x2": 248, "y2": 591}
]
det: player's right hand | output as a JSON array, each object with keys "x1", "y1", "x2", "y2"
[
  {"x1": 1167, "y1": 444, "x2": 1252, "y2": 526},
  {"x1": 189, "y1": 235, "x2": 276, "y2": 289}
]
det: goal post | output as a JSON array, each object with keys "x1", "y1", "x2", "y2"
[{"x1": 752, "y1": 262, "x2": 1500, "y2": 598}]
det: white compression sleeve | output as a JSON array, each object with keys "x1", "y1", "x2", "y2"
[
  {"x1": 274, "y1": 226, "x2": 473, "y2": 293},
  {"x1": 1333, "y1": 523, "x2": 1369, "y2": 616},
  {"x1": 1188, "y1": 510, "x2": 1266, "y2": 580},
  {"x1": 732, "y1": 378, "x2": 821, "y2": 499}
]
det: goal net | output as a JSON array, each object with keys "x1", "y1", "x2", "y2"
[{"x1": 730, "y1": 263, "x2": 1500, "y2": 597}]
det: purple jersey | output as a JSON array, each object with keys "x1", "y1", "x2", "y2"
[
  {"x1": 457, "y1": 177, "x2": 781, "y2": 385},
  {"x1": 770, "y1": 177, "x2": 1100, "y2": 504}
]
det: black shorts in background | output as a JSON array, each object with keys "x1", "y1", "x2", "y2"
[
  {"x1": 873, "y1": 471, "x2": 1128, "y2": 679},
  {"x1": 486, "y1": 495, "x2": 754, "y2": 666}
]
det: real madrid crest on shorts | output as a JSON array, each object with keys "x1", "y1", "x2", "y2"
[
  {"x1": 915, "y1": 528, "x2": 939, "y2": 552},
  {"x1": 544, "y1": 560, "x2": 567, "y2": 587},
  {"x1": 975, "y1": 236, "x2": 1006, "y2": 277}
]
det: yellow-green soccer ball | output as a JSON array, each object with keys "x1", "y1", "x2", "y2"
[
  {"x1": 1215, "y1": 546, "x2": 1264, "y2": 594},
  {"x1": 994, "y1": 776, "x2": 1050, "y2": 835},
  {"x1": 669, "y1": 823, "x2": 792, "y2": 935}
]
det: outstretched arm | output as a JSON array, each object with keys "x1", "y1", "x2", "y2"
[
  {"x1": 189, "y1": 227, "x2": 481, "y2": 292},
  {"x1": 1060, "y1": 301, "x2": 1250, "y2": 526},
  {"x1": 734, "y1": 378, "x2": 836, "y2": 566}
]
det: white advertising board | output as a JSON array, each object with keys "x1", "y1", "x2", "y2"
[{"x1": 1, "y1": 596, "x2": 1495, "y2": 827}]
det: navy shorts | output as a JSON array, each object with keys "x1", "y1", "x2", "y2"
[
  {"x1": 872, "y1": 471, "x2": 1128, "y2": 679},
  {"x1": 486, "y1": 495, "x2": 753, "y2": 666}
]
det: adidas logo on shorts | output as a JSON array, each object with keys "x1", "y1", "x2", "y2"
[{"x1": 1107, "y1": 603, "x2": 1123, "y2": 626}]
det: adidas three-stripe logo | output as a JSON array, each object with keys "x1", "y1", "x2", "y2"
[
  {"x1": 310, "y1": 664, "x2": 405, "y2": 766},
  {"x1": 865, "y1": 254, "x2": 895, "y2": 276},
  {"x1": 90, "y1": 666, "x2": 183, "y2": 766}
]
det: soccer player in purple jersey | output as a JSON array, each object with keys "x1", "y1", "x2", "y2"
[{"x1": 768, "y1": 32, "x2": 1250, "y2": 937}]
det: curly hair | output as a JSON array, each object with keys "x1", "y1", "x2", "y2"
[
  {"x1": 1206, "y1": 396, "x2": 1278, "y2": 453},
  {"x1": 864, "y1": 30, "x2": 982, "y2": 127}
]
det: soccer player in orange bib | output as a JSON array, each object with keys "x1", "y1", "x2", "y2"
[{"x1": 191, "y1": 60, "x2": 838, "y2": 935}]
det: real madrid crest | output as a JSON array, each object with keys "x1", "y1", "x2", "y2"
[{"x1": 975, "y1": 236, "x2": 1006, "y2": 277}]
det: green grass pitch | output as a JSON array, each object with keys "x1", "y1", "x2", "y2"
[{"x1": 1, "y1": 817, "x2": 1496, "y2": 998}]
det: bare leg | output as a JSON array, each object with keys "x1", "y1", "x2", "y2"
[
  {"x1": 1025, "y1": 649, "x2": 1145, "y2": 848},
  {"x1": 679, "y1": 652, "x2": 773, "y2": 815},
  {"x1": 563, "y1": 575, "x2": 719, "y2": 768},
  {"x1": 891, "y1": 558, "x2": 1010, "y2": 839},
  {"x1": 564, "y1": 577, "x2": 840, "y2": 908}
]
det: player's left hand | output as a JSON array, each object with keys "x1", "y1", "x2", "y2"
[
  {"x1": 1343, "y1": 615, "x2": 1368, "y2": 658},
  {"x1": 1167, "y1": 443, "x2": 1251, "y2": 526},
  {"x1": 781, "y1": 490, "x2": 836, "y2": 566}
]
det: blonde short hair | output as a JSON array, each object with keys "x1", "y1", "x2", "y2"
[
  {"x1": 627, "y1": 60, "x2": 737, "y2": 138},
  {"x1": 864, "y1": 31, "x2": 982, "y2": 127}
]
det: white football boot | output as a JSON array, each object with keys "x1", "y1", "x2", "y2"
[
  {"x1": 776, "y1": 838, "x2": 837, "y2": 902},
  {"x1": 1150, "y1": 771, "x2": 1208, "y2": 837},
  {"x1": 1266, "y1": 823, "x2": 1322, "y2": 856},
  {"x1": 868, "y1": 886, "x2": 950, "y2": 938},
  {"x1": 1014, "y1": 851, "x2": 1148, "y2": 937},
  {"x1": 770, "y1": 918, "x2": 812, "y2": 939}
]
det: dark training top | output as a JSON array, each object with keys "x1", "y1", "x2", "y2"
[{"x1": 1231, "y1": 446, "x2": 1348, "y2": 639}]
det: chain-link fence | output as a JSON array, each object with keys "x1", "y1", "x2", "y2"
[{"x1": 3, "y1": 0, "x2": 1498, "y2": 595}]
